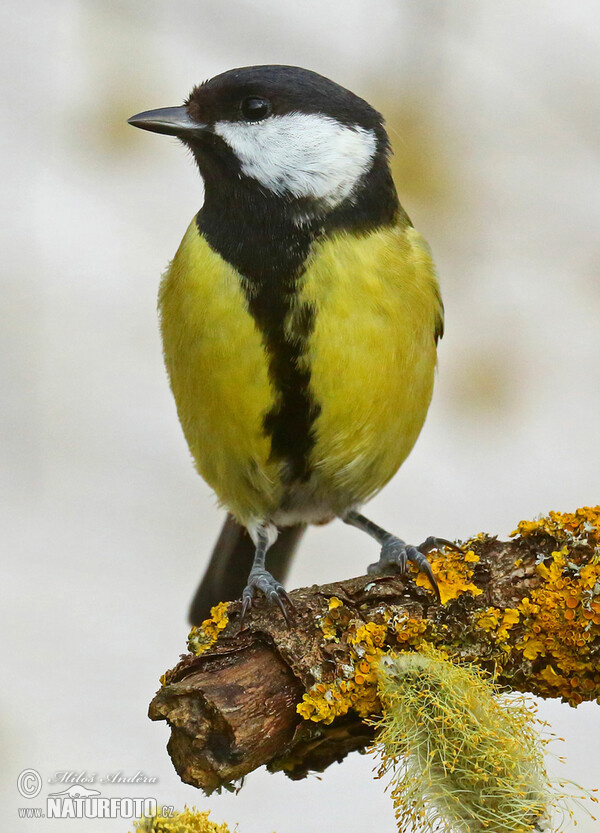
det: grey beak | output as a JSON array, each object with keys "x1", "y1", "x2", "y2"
[{"x1": 127, "y1": 106, "x2": 207, "y2": 138}]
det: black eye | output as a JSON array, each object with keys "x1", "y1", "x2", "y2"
[{"x1": 240, "y1": 96, "x2": 271, "y2": 122}]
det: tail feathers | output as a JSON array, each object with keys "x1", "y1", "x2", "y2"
[{"x1": 188, "y1": 515, "x2": 305, "y2": 625}]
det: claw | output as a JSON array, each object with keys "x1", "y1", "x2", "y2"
[
  {"x1": 407, "y1": 545, "x2": 441, "y2": 603},
  {"x1": 273, "y1": 592, "x2": 288, "y2": 618},
  {"x1": 239, "y1": 594, "x2": 252, "y2": 628},
  {"x1": 270, "y1": 587, "x2": 296, "y2": 626},
  {"x1": 239, "y1": 567, "x2": 292, "y2": 625},
  {"x1": 273, "y1": 591, "x2": 296, "y2": 626},
  {"x1": 278, "y1": 585, "x2": 297, "y2": 614},
  {"x1": 419, "y1": 535, "x2": 461, "y2": 554}
]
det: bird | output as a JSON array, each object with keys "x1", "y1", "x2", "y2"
[{"x1": 128, "y1": 65, "x2": 455, "y2": 625}]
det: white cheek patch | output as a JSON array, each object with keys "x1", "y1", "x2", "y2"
[{"x1": 214, "y1": 113, "x2": 377, "y2": 206}]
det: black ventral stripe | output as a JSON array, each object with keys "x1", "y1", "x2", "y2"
[
  {"x1": 248, "y1": 276, "x2": 321, "y2": 483},
  {"x1": 196, "y1": 187, "x2": 323, "y2": 483}
]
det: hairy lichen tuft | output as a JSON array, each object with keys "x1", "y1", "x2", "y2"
[{"x1": 375, "y1": 650, "x2": 583, "y2": 833}]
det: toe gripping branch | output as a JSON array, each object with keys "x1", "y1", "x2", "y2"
[{"x1": 344, "y1": 511, "x2": 461, "y2": 604}]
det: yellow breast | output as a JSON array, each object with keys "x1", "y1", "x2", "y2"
[
  {"x1": 159, "y1": 218, "x2": 442, "y2": 525},
  {"x1": 159, "y1": 220, "x2": 283, "y2": 522}
]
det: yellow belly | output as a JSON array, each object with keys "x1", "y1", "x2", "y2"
[
  {"x1": 159, "y1": 219, "x2": 442, "y2": 526},
  {"x1": 159, "y1": 221, "x2": 283, "y2": 521},
  {"x1": 300, "y1": 224, "x2": 442, "y2": 513}
]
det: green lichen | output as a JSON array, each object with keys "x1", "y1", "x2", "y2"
[{"x1": 375, "y1": 650, "x2": 591, "y2": 833}]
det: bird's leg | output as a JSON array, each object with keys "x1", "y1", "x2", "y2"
[
  {"x1": 342, "y1": 511, "x2": 460, "y2": 604},
  {"x1": 240, "y1": 523, "x2": 295, "y2": 624}
]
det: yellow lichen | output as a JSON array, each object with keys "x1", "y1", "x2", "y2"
[
  {"x1": 297, "y1": 598, "x2": 437, "y2": 724},
  {"x1": 414, "y1": 547, "x2": 483, "y2": 604},
  {"x1": 315, "y1": 595, "x2": 348, "y2": 641},
  {"x1": 476, "y1": 607, "x2": 520, "y2": 646},
  {"x1": 132, "y1": 806, "x2": 231, "y2": 833},
  {"x1": 462, "y1": 509, "x2": 600, "y2": 705},
  {"x1": 187, "y1": 602, "x2": 230, "y2": 656}
]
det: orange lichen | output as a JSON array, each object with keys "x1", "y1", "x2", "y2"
[
  {"x1": 514, "y1": 544, "x2": 600, "y2": 704},
  {"x1": 511, "y1": 506, "x2": 600, "y2": 544},
  {"x1": 187, "y1": 602, "x2": 230, "y2": 656},
  {"x1": 298, "y1": 508, "x2": 600, "y2": 726},
  {"x1": 297, "y1": 611, "x2": 389, "y2": 723},
  {"x1": 462, "y1": 509, "x2": 600, "y2": 705},
  {"x1": 392, "y1": 612, "x2": 431, "y2": 644}
]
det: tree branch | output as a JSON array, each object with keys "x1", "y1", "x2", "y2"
[{"x1": 149, "y1": 508, "x2": 600, "y2": 794}]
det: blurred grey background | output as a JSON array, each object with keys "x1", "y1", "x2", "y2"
[{"x1": 2, "y1": 1, "x2": 599, "y2": 830}]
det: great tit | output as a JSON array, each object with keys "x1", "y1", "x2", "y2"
[{"x1": 128, "y1": 65, "x2": 454, "y2": 624}]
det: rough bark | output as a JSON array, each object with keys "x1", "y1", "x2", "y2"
[{"x1": 149, "y1": 518, "x2": 600, "y2": 794}]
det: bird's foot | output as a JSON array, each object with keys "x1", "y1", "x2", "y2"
[
  {"x1": 240, "y1": 567, "x2": 295, "y2": 625},
  {"x1": 368, "y1": 535, "x2": 460, "y2": 603}
]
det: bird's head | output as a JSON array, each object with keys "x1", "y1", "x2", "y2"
[{"x1": 128, "y1": 65, "x2": 395, "y2": 217}]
